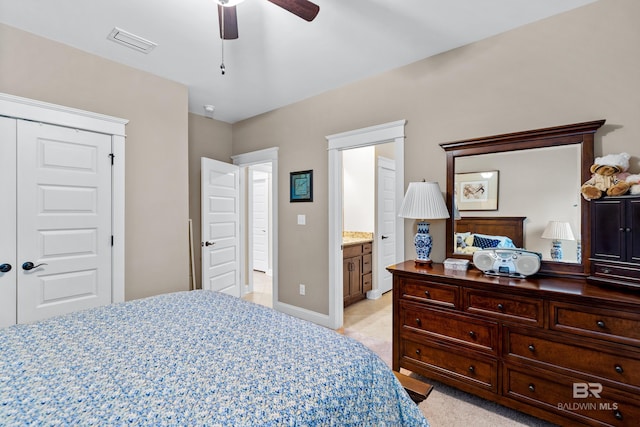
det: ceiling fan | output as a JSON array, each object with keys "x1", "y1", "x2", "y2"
[{"x1": 216, "y1": 0, "x2": 320, "y2": 40}]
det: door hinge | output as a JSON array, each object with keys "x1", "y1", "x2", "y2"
[
  {"x1": 111, "y1": 235, "x2": 114, "y2": 246},
  {"x1": 109, "y1": 153, "x2": 115, "y2": 165}
]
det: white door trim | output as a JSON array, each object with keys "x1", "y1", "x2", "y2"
[
  {"x1": 231, "y1": 147, "x2": 278, "y2": 309},
  {"x1": 0, "y1": 92, "x2": 127, "y2": 312},
  {"x1": 326, "y1": 120, "x2": 406, "y2": 330}
]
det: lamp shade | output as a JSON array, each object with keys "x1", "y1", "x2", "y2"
[
  {"x1": 541, "y1": 221, "x2": 575, "y2": 241},
  {"x1": 398, "y1": 182, "x2": 450, "y2": 220}
]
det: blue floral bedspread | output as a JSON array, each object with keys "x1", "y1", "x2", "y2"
[{"x1": 0, "y1": 290, "x2": 428, "y2": 426}]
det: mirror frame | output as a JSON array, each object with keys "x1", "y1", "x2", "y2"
[{"x1": 440, "y1": 120, "x2": 605, "y2": 277}]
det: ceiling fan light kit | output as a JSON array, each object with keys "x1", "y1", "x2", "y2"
[
  {"x1": 216, "y1": 0, "x2": 245, "y2": 6},
  {"x1": 216, "y1": 0, "x2": 319, "y2": 76}
]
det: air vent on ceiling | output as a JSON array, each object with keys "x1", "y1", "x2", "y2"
[{"x1": 107, "y1": 27, "x2": 157, "y2": 54}]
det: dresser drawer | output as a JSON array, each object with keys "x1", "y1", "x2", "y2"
[
  {"x1": 343, "y1": 244, "x2": 364, "y2": 258},
  {"x1": 402, "y1": 338, "x2": 497, "y2": 391},
  {"x1": 362, "y1": 242, "x2": 372, "y2": 254},
  {"x1": 551, "y1": 302, "x2": 640, "y2": 347},
  {"x1": 362, "y1": 273, "x2": 372, "y2": 293},
  {"x1": 464, "y1": 289, "x2": 543, "y2": 326},
  {"x1": 399, "y1": 277, "x2": 458, "y2": 309},
  {"x1": 505, "y1": 365, "x2": 640, "y2": 427},
  {"x1": 401, "y1": 302, "x2": 497, "y2": 353},
  {"x1": 505, "y1": 328, "x2": 640, "y2": 390},
  {"x1": 362, "y1": 254, "x2": 372, "y2": 274},
  {"x1": 590, "y1": 261, "x2": 640, "y2": 288}
]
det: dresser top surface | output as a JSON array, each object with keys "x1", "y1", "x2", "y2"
[{"x1": 388, "y1": 261, "x2": 640, "y2": 305}]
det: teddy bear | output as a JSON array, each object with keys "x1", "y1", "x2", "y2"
[
  {"x1": 580, "y1": 152, "x2": 631, "y2": 201},
  {"x1": 626, "y1": 174, "x2": 640, "y2": 195}
]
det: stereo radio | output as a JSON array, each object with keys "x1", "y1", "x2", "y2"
[{"x1": 472, "y1": 248, "x2": 542, "y2": 278}]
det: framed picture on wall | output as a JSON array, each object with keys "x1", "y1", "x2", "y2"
[
  {"x1": 455, "y1": 170, "x2": 499, "y2": 211},
  {"x1": 290, "y1": 170, "x2": 313, "y2": 202}
]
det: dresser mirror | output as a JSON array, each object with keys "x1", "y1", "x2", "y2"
[{"x1": 440, "y1": 120, "x2": 605, "y2": 276}]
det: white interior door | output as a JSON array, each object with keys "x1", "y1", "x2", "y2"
[
  {"x1": 201, "y1": 157, "x2": 241, "y2": 297},
  {"x1": 376, "y1": 157, "x2": 396, "y2": 294},
  {"x1": 0, "y1": 117, "x2": 17, "y2": 328},
  {"x1": 252, "y1": 170, "x2": 269, "y2": 273},
  {"x1": 17, "y1": 120, "x2": 113, "y2": 323}
]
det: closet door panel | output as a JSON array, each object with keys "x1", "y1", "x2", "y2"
[
  {"x1": 17, "y1": 121, "x2": 112, "y2": 323},
  {"x1": 0, "y1": 117, "x2": 17, "y2": 328}
]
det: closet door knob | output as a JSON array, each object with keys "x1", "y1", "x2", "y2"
[
  {"x1": 0, "y1": 263, "x2": 11, "y2": 273},
  {"x1": 22, "y1": 262, "x2": 47, "y2": 271}
]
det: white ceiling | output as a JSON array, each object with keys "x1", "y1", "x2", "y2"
[{"x1": 0, "y1": 0, "x2": 595, "y2": 123}]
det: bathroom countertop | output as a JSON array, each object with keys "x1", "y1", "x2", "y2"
[
  {"x1": 342, "y1": 231, "x2": 374, "y2": 247},
  {"x1": 342, "y1": 236, "x2": 373, "y2": 246}
]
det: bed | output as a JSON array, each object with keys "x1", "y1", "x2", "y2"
[
  {"x1": 454, "y1": 216, "x2": 526, "y2": 254},
  {"x1": 0, "y1": 290, "x2": 428, "y2": 426}
]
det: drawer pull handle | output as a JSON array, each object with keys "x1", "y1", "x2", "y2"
[
  {"x1": 614, "y1": 410, "x2": 623, "y2": 420},
  {"x1": 615, "y1": 365, "x2": 624, "y2": 374},
  {"x1": 602, "y1": 268, "x2": 611, "y2": 274},
  {"x1": 424, "y1": 290, "x2": 431, "y2": 298},
  {"x1": 468, "y1": 365, "x2": 475, "y2": 374},
  {"x1": 468, "y1": 331, "x2": 476, "y2": 339},
  {"x1": 596, "y1": 320, "x2": 606, "y2": 329},
  {"x1": 528, "y1": 383, "x2": 535, "y2": 392},
  {"x1": 528, "y1": 344, "x2": 536, "y2": 353},
  {"x1": 497, "y1": 303, "x2": 505, "y2": 311},
  {"x1": 415, "y1": 318, "x2": 421, "y2": 326},
  {"x1": 415, "y1": 349, "x2": 421, "y2": 356}
]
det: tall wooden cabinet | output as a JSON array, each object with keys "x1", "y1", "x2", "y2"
[
  {"x1": 589, "y1": 195, "x2": 640, "y2": 289},
  {"x1": 389, "y1": 261, "x2": 640, "y2": 426}
]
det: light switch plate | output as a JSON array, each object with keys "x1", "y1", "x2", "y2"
[{"x1": 297, "y1": 214, "x2": 306, "y2": 225}]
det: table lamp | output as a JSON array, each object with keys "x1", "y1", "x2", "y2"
[
  {"x1": 541, "y1": 221, "x2": 575, "y2": 260},
  {"x1": 398, "y1": 181, "x2": 450, "y2": 265}
]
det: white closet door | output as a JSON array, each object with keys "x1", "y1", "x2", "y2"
[
  {"x1": 17, "y1": 121, "x2": 112, "y2": 323},
  {"x1": 252, "y1": 171, "x2": 269, "y2": 273},
  {"x1": 0, "y1": 117, "x2": 17, "y2": 328}
]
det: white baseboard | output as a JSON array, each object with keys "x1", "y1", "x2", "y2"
[{"x1": 274, "y1": 300, "x2": 333, "y2": 329}]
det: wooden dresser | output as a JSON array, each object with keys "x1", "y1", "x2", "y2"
[{"x1": 389, "y1": 261, "x2": 640, "y2": 426}]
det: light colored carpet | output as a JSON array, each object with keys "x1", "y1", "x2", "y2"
[{"x1": 343, "y1": 328, "x2": 557, "y2": 427}]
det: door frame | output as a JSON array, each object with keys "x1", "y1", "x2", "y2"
[
  {"x1": 231, "y1": 147, "x2": 278, "y2": 307},
  {"x1": 326, "y1": 120, "x2": 405, "y2": 330},
  {"x1": 0, "y1": 93, "x2": 127, "y2": 307}
]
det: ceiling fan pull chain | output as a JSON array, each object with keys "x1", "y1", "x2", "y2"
[{"x1": 220, "y1": 7, "x2": 226, "y2": 75}]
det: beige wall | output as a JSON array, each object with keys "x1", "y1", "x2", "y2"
[
  {"x1": 231, "y1": 0, "x2": 640, "y2": 315},
  {"x1": 0, "y1": 24, "x2": 190, "y2": 300},
  {"x1": 188, "y1": 113, "x2": 233, "y2": 288}
]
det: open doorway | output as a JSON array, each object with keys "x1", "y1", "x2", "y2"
[
  {"x1": 341, "y1": 144, "x2": 397, "y2": 343},
  {"x1": 231, "y1": 147, "x2": 279, "y2": 310},
  {"x1": 247, "y1": 163, "x2": 273, "y2": 308},
  {"x1": 326, "y1": 120, "x2": 406, "y2": 330}
]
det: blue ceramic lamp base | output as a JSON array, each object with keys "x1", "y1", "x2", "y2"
[{"x1": 414, "y1": 221, "x2": 433, "y2": 265}]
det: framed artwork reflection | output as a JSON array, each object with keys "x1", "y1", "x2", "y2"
[
  {"x1": 455, "y1": 170, "x2": 499, "y2": 211},
  {"x1": 290, "y1": 170, "x2": 313, "y2": 202}
]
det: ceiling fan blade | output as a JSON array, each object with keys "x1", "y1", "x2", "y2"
[
  {"x1": 217, "y1": 5, "x2": 239, "y2": 39},
  {"x1": 267, "y1": 0, "x2": 320, "y2": 22}
]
